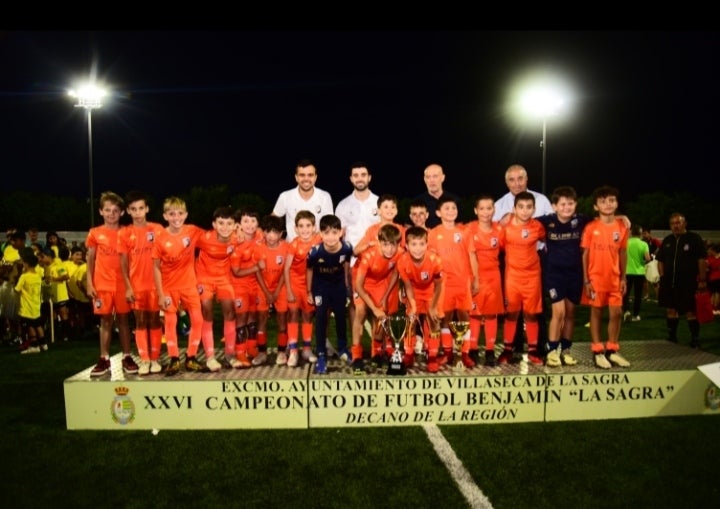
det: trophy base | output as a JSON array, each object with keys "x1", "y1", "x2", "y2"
[
  {"x1": 386, "y1": 362, "x2": 406, "y2": 376},
  {"x1": 453, "y1": 360, "x2": 465, "y2": 374}
]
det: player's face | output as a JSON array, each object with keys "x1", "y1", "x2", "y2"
[
  {"x1": 349, "y1": 167, "x2": 370, "y2": 191},
  {"x1": 126, "y1": 200, "x2": 149, "y2": 223},
  {"x1": 505, "y1": 170, "x2": 528, "y2": 196},
  {"x1": 213, "y1": 217, "x2": 236, "y2": 240},
  {"x1": 320, "y1": 227, "x2": 342, "y2": 249},
  {"x1": 295, "y1": 165, "x2": 317, "y2": 192},
  {"x1": 239, "y1": 215, "x2": 258, "y2": 236},
  {"x1": 409, "y1": 207, "x2": 428, "y2": 227},
  {"x1": 513, "y1": 200, "x2": 535, "y2": 221},
  {"x1": 163, "y1": 207, "x2": 187, "y2": 229},
  {"x1": 553, "y1": 197, "x2": 577, "y2": 221},
  {"x1": 295, "y1": 219, "x2": 315, "y2": 240},
  {"x1": 406, "y1": 236, "x2": 427, "y2": 261},
  {"x1": 379, "y1": 240, "x2": 399, "y2": 258},
  {"x1": 378, "y1": 201, "x2": 398, "y2": 222},
  {"x1": 99, "y1": 202, "x2": 124, "y2": 226},
  {"x1": 593, "y1": 196, "x2": 618, "y2": 216},
  {"x1": 436, "y1": 202, "x2": 457, "y2": 222},
  {"x1": 474, "y1": 199, "x2": 494, "y2": 222},
  {"x1": 264, "y1": 229, "x2": 282, "y2": 246}
]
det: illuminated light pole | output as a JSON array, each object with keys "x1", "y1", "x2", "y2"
[
  {"x1": 69, "y1": 84, "x2": 106, "y2": 227},
  {"x1": 518, "y1": 82, "x2": 568, "y2": 196}
]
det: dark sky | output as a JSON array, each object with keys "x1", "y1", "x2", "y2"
[{"x1": 1, "y1": 30, "x2": 718, "y2": 206}]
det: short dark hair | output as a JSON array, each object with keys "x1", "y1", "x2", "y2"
[
  {"x1": 378, "y1": 224, "x2": 401, "y2": 244},
  {"x1": 514, "y1": 191, "x2": 535, "y2": 206},
  {"x1": 405, "y1": 226, "x2": 428, "y2": 243},
  {"x1": 319, "y1": 214, "x2": 341, "y2": 232},
  {"x1": 261, "y1": 215, "x2": 285, "y2": 233}
]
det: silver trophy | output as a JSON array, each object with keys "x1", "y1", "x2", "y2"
[
  {"x1": 449, "y1": 321, "x2": 470, "y2": 373},
  {"x1": 382, "y1": 315, "x2": 411, "y2": 376}
]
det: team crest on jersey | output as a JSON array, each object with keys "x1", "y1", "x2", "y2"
[
  {"x1": 420, "y1": 271, "x2": 429, "y2": 281},
  {"x1": 490, "y1": 237, "x2": 498, "y2": 248},
  {"x1": 318, "y1": 258, "x2": 325, "y2": 264},
  {"x1": 570, "y1": 218, "x2": 578, "y2": 229},
  {"x1": 182, "y1": 237, "x2": 191, "y2": 248},
  {"x1": 226, "y1": 246, "x2": 234, "y2": 255},
  {"x1": 613, "y1": 232, "x2": 620, "y2": 242},
  {"x1": 683, "y1": 243, "x2": 690, "y2": 251},
  {"x1": 339, "y1": 255, "x2": 347, "y2": 263},
  {"x1": 389, "y1": 261, "x2": 396, "y2": 269},
  {"x1": 146, "y1": 232, "x2": 154, "y2": 242},
  {"x1": 197, "y1": 284, "x2": 204, "y2": 295},
  {"x1": 234, "y1": 298, "x2": 243, "y2": 309},
  {"x1": 453, "y1": 233, "x2": 462, "y2": 243},
  {"x1": 314, "y1": 205, "x2": 322, "y2": 214},
  {"x1": 549, "y1": 288, "x2": 558, "y2": 300},
  {"x1": 372, "y1": 208, "x2": 378, "y2": 216},
  {"x1": 522, "y1": 229, "x2": 529, "y2": 239},
  {"x1": 314, "y1": 295, "x2": 323, "y2": 306},
  {"x1": 275, "y1": 255, "x2": 284, "y2": 265},
  {"x1": 111, "y1": 386, "x2": 135, "y2": 425}
]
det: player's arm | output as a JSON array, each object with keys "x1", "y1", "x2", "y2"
[
  {"x1": 402, "y1": 278, "x2": 417, "y2": 316},
  {"x1": 85, "y1": 247, "x2": 97, "y2": 298},
  {"x1": 153, "y1": 258, "x2": 167, "y2": 310},
  {"x1": 119, "y1": 252, "x2": 135, "y2": 302},
  {"x1": 283, "y1": 254, "x2": 296, "y2": 303},
  {"x1": 355, "y1": 270, "x2": 384, "y2": 319},
  {"x1": 305, "y1": 266, "x2": 314, "y2": 305}
]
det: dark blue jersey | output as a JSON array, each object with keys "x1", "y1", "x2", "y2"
[
  {"x1": 537, "y1": 213, "x2": 591, "y2": 272},
  {"x1": 306, "y1": 241, "x2": 353, "y2": 292}
]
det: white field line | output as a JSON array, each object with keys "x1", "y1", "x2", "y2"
[{"x1": 423, "y1": 424, "x2": 493, "y2": 509}]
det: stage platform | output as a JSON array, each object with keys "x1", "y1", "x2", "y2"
[{"x1": 64, "y1": 340, "x2": 720, "y2": 430}]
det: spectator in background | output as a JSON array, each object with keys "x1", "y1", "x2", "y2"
[
  {"x1": 414, "y1": 163, "x2": 462, "y2": 229},
  {"x1": 707, "y1": 243, "x2": 720, "y2": 315},
  {"x1": 656, "y1": 213, "x2": 708, "y2": 348},
  {"x1": 641, "y1": 227, "x2": 662, "y2": 301},
  {"x1": 623, "y1": 225, "x2": 651, "y2": 323}
]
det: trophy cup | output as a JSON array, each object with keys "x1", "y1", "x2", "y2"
[
  {"x1": 383, "y1": 315, "x2": 411, "y2": 376},
  {"x1": 448, "y1": 321, "x2": 470, "y2": 373}
]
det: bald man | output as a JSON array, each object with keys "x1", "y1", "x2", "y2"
[{"x1": 414, "y1": 163, "x2": 462, "y2": 229}]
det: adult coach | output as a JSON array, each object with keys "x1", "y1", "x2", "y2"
[
  {"x1": 414, "y1": 163, "x2": 462, "y2": 229},
  {"x1": 335, "y1": 162, "x2": 380, "y2": 258},
  {"x1": 272, "y1": 159, "x2": 334, "y2": 241},
  {"x1": 656, "y1": 212, "x2": 708, "y2": 348}
]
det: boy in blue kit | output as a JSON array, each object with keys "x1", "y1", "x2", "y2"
[{"x1": 306, "y1": 215, "x2": 353, "y2": 374}]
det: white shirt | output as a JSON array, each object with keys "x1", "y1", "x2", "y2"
[
  {"x1": 492, "y1": 189, "x2": 553, "y2": 221},
  {"x1": 335, "y1": 191, "x2": 380, "y2": 265},
  {"x1": 272, "y1": 186, "x2": 334, "y2": 241}
]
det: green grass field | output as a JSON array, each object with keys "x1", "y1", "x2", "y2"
[{"x1": 2, "y1": 300, "x2": 719, "y2": 509}]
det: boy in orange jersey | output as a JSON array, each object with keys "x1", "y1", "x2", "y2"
[
  {"x1": 581, "y1": 185, "x2": 630, "y2": 369},
  {"x1": 350, "y1": 223, "x2": 404, "y2": 372},
  {"x1": 283, "y1": 210, "x2": 321, "y2": 367},
  {"x1": 119, "y1": 190, "x2": 165, "y2": 376},
  {"x1": 229, "y1": 208, "x2": 264, "y2": 367},
  {"x1": 396, "y1": 226, "x2": 444, "y2": 373},
  {"x1": 195, "y1": 206, "x2": 240, "y2": 372},
  {"x1": 427, "y1": 196, "x2": 479, "y2": 369},
  {"x1": 85, "y1": 191, "x2": 139, "y2": 377},
  {"x1": 466, "y1": 194, "x2": 505, "y2": 367},
  {"x1": 499, "y1": 191, "x2": 546, "y2": 366},
  {"x1": 253, "y1": 215, "x2": 290, "y2": 366},
  {"x1": 152, "y1": 196, "x2": 206, "y2": 376},
  {"x1": 353, "y1": 194, "x2": 407, "y2": 257}
]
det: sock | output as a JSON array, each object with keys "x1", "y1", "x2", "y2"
[
  {"x1": 351, "y1": 344, "x2": 363, "y2": 361},
  {"x1": 560, "y1": 338, "x2": 572, "y2": 351},
  {"x1": 277, "y1": 331, "x2": 288, "y2": 351},
  {"x1": 688, "y1": 319, "x2": 699, "y2": 340},
  {"x1": 666, "y1": 317, "x2": 679, "y2": 341},
  {"x1": 525, "y1": 320, "x2": 539, "y2": 349},
  {"x1": 201, "y1": 320, "x2": 215, "y2": 358},
  {"x1": 484, "y1": 317, "x2": 498, "y2": 351},
  {"x1": 224, "y1": 320, "x2": 236, "y2": 357},
  {"x1": 257, "y1": 331, "x2": 267, "y2": 352},
  {"x1": 149, "y1": 327, "x2": 163, "y2": 360},
  {"x1": 134, "y1": 328, "x2": 150, "y2": 361},
  {"x1": 164, "y1": 313, "x2": 179, "y2": 357},
  {"x1": 287, "y1": 322, "x2": 299, "y2": 347},
  {"x1": 301, "y1": 323, "x2": 313, "y2": 342},
  {"x1": 503, "y1": 319, "x2": 518, "y2": 349}
]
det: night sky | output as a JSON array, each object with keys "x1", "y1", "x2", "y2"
[{"x1": 1, "y1": 30, "x2": 718, "y2": 206}]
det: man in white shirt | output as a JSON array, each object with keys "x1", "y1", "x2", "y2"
[
  {"x1": 335, "y1": 162, "x2": 380, "y2": 265},
  {"x1": 272, "y1": 159, "x2": 334, "y2": 241},
  {"x1": 493, "y1": 164, "x2": 553, "y2": 223}
]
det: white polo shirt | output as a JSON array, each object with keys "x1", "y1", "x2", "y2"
[
  {"x1": 272, "y1": 186, "x2": 334, "y2": 241},
  {"x1": 492, "y1": 189, "x2": 553, "y2": 222},
  {"x1": 335, "y1": 191, "x2": 380, "y2": 265}
]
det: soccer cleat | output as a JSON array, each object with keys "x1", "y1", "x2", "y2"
[
  {"x1": 206, "y1": 357, "x2": 222, "y2": 372},
  {"x1": 545, "y1": 349, "x2": 562, "y2": 367},
  {"x1": 689, "y1": 339, "x2": 701, "y2": 349},
  {"x1": 314, "y1": 354, "x2": 327, "y2": 374},
  {"x1": 606, "y1": 351, "x2": 630, "y2": 367},
  {"x1": 122, "y1": 355, "x2": 139, "y2": 375},
  {"x1": 351, "y1": 358, "x2": 365, "y2": 374},
  {"x1": 427, "y1": 357, "x2": 439, "y2": 373},
  {"x1": 287, "y1": 349, "x2": 299, "y2": 368},
  {"x1": 468, "y1": 349, "x2": 481, "y2": 366},
  {"x1": 414, "y1": 335, "x2": 424, "y2": 355},
  {"x1": 251, "y1": 352, "x2": 268, "y2": 366},
  {"x1": 90, "y1": 357, "x2": 111, "y2": 377},
  {"x1": 301, "y1": 349, "x2": 317, "y2": 363},
  {"x1": 276, "y1": 351, "x2": 288, "y2": 365},
  {"x1": 138, "y1": 361, "x2": 151, "y2": 376},
  {"x1": 150, "y1": 360, "x2": 163, "y2": 374},
  {"x1": 184, "y1": 356, "x2": 207, "y2": 373},
  {"x1": 497, "y1": 349, "x2": 515, "y2": 365},
  {"x1": 338, "y1": 348, "x2": 351, "y2": 363},
  {"x1": 631, "y1": 315, "x2": 641, "y2": 322},
  {"x1": 527, "y1": 350, "x2": 544, "y2": 366},
  {"x1": 165, "y1": 357, "x2": 181, "y2": 376},
  {"x1": 623, "y1": 310, "x2": 632, "y2": 322},
  {"x1": 484, "y1": 350, "x2": 496, "y2": 367},
  {"x1": 594, "y1": 353, "x2": 612, "y2": 369},
  {"x1": 21, "y1": 346, "x2": 41, "y2": 354},
  {"x1": 370, "y1": 353, "x2": 386, "y2": 368},
  {"x1": 235, "y1": 352, "x2": 252, "y2": 369},
  {"x1": 560, "y1": 350, "x2": 578, "y2": 366},
  {"x1": 325, "y1": 340, "x2": 338, "y2": 358},
  {"x1": 461, "y1": 352, "x2": 476, "y2": 368},
  {"x1": 40, "y1": 344, "x2": 49, "y2": 352}
]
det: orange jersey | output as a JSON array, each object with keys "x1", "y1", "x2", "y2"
[
  {"x1": 152, "y1": 224, "x2": 204, "y2": 290},
  {"x1": 355, "y1": 244, "x2": 404, "y2": 286},
  {"x1": 502, "y1": 218, "x2": 545, "y2": 279},
  {"x1": 118, "y1": 222, "x2": 164, "y2": 292},
  {"x1": 286, "y1": 233, "x2": 322, "y2": 284},
  {"x1": 256, "y1": 240, "x2": 291, "y2": 291},
  {"x1": 86, "y1": 225, "x2": 123, "y2": 292},
  {"x1": 427, "y1": 223, "x2": 474, "y2": 288},
  {"x1": 467, "y1": 220, "x2": 504, "y2": 278},
  {"x1": 229, "y1": 236, "x2": 263, "y2": 293},
  {"x1": 396, "y1": 251, "x2": 443, "y2": 302},
  {"x1": 581, "y1": 218, "x2": 629, "y2": 292},
  {"x1": 358, "y1": 222, "x2": 407, "y2": 250},
  {"x1": 196, "y1": 230, "x2": 239, "y2": 281}
]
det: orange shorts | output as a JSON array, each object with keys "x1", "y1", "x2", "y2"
[
  {"x1": 581, "y1": 289, "x2": 623, "y2": 308},
  {"x1": 131, "y1": 289, "x2": 159, "y2": 312},
  {"x1": 93, "y1": 290, "x2": 131, "y2": 315},
  {"x1": 198, "y1": 277, "x2": 234, "y2": 302},
  {"x1": 162, "y1": 287, "x2": 201, "y2": 313},
  {"x1": 257, "y1": 285, "x2": 288, "y2": 313}
]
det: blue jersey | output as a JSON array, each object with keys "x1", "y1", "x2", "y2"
[
  {"x1": 537, "y1": 213, "x2": 591, "y2": 271},
  {"x1": 307, "y1": 241, "x2": 353, "y2": 292}
]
